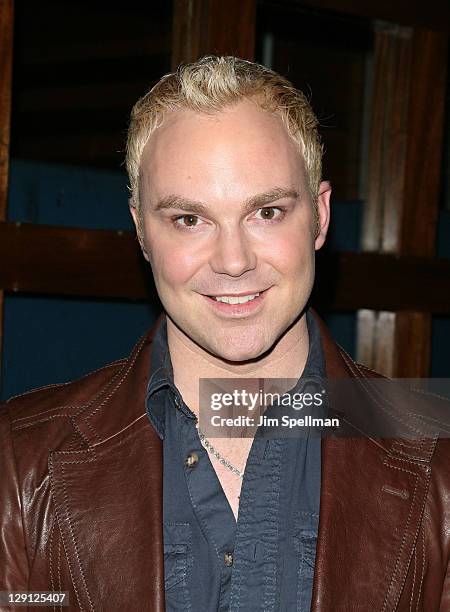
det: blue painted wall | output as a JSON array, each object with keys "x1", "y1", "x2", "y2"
[{"x1": 433, "y1": 209, "x2": 450, "y2": 376}]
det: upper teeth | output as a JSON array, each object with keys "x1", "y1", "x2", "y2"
[{"x1": 214, "y1": 293, "x2": 259, "y2": 304}]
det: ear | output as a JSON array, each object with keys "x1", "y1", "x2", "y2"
[
  {"x1": 129, "y1": 199, "x2": 150, "y2": 262},
  {"x1": 314, "y1": 180, "x2": 332, "y2": 251}
]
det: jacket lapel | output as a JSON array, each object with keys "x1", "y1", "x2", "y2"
[
  {"x1": 49, "y1": 328, "x2": 165, "y2": 612},
  {"x1": 312, "y1": 315, "x2": 436, "y2": 610},
  {"x1": 312, "y1": 436, "x2": 434, "y2": 610}
]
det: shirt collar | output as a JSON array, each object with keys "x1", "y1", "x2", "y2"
[
  {"x1": 145, "y1": 317, "x2": 172, "y2": 439},
  {"x1": 146, "y1": 316, "x2": 196, "y2": 439},
  {"x1": 145, "y1": 309, "x2": 325, "y2": 439},
  {"x1": 302, "y1": 309, "x2": 325, "y2": 381}
]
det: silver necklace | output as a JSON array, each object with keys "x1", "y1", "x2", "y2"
[{"x1": 197, "y1": 428, "x2": 244, "y2": 479}]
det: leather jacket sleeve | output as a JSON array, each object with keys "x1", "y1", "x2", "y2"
[{"x1": 0, "y1": 407, "x2": 29, "y2": 591}]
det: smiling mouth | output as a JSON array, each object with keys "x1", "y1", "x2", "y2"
[
  {"x1": 209, "y1": 292, "x2": 260, "y2": 305},
  {"x1": 206, "y1": 287, "x2": 269, "y2": 300},
  {"x1": 202, "y1": 288, "x2": 270, "y2": 312}
]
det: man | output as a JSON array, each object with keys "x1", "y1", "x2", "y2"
[{"x1": 1, "y1": 56, "x2": 449, "y2": 611}]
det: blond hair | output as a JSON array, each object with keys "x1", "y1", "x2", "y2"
[{"x1": 126, "y1": 55, "x2": 323, "y2": 219}]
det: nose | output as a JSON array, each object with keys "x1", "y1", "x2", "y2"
[{"x1": 209, "y1": 226, "x2": 257, "y2": 277}]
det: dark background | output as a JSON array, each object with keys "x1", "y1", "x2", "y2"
[{"x1": 1, "y1": 0, "x2": 449, "y2": 399}]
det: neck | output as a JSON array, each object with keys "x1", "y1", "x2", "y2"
[{"x1": 167, "y1": 313, "x2": 309, "y2": 417}]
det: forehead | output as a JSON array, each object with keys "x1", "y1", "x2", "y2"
[{"x1": 139, "y1": 99, "x2": 306, "y2": 199}]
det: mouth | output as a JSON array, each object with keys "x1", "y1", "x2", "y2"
[{"x1": 202, "y1": 288, "x2": 271, "y2": 316}]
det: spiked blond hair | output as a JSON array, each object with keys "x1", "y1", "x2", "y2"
[{"x1": 126, "y1": 55, "x2": 323, "y2": 222}]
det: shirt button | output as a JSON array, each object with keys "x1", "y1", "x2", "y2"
[
  {"x1": 174, "y1": 396, "x2": 181, "y2": 409},
  {"x1": 185, "y1": 453, "x2": 199, "y2": 468},
  {"x1": 224, "y1": 552, "x2": 234, "y2": 567}
]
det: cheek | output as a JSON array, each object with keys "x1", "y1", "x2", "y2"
[
  {"x1": 265, "y1": 228, "x2": 314, "y2": 274},
  {"x1": 150, "y1": 239, "x2": 206, "y2": 289}
]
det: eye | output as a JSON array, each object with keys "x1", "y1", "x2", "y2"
[
  {"x1": 255, "y1": 207, "x2": 284, "y2": 221},
  {"x1": 173, "y1": 214, "x2": 202, "y2": 229}
]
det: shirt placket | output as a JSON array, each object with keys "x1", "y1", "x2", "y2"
[
  {"x1": 229, "y1": 437, "x2": 284, "y2": 612},
  {"x1": 176, "y1": 405, "x2": 237, "y2": 612}
]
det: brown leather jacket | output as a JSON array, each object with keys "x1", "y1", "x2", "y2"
[{"x1": 1, "y1": 315, "x2": 449, "y2": 611}]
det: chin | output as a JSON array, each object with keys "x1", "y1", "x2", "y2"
[
  {"x1": 206, "y1": 333, "x2": 271, "y2": 363},
  {"x1": 216, "y1": 348, "x2": 261, "y2": 363}
]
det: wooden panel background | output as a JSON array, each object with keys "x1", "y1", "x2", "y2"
[
  {"x1": 1, "y1": 0, "x2": 449, "y2": 385},
  {"x1": 358, "y1": 23, "x2": 448, "y2": 376}
]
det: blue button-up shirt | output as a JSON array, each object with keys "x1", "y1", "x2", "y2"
[{"x1": 146, "y1": 310, "x2": 325, "y2": 611}]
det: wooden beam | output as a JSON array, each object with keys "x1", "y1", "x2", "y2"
[
  {"x1": 400, "y1": 28, "x2": 448, "y2": 256},
  {"x1": 361, "y1": 24, "x2": 413, "y2": 253},
  {"x1": 357, "y1": 24, "x2": 448, "y2": 377},
  {"x1": 0, "y1": 0, "x2": 13, "y2": 221},
  {"x1": 16, "y1": 81, "x2": 165, "y2": 113},
  {"x1": 0, "y1": 222, "x2": 149, "y2": 301},
  {"x1": 172, "y1": 0, "x2": 256, "y2": 67},
  {"x1": 298, "y1": 0, "x2": 450, "y2": 32},
  {"x1": 1, "y1": 222, "x2": 449, "y2": 313},
  {"x1": 0, "y1": 0, "x2": 13, "y2": 391},
  {"x1": 20, "y1": 34, "x2": 170, "y2": 65},
  {"x1": 315, "y1": 252, "x2": 450, "y2": 313}
]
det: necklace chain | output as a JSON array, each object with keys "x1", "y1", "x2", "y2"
[{"x1": 197, "y1": 428, "x2": 244, "y2": 479}]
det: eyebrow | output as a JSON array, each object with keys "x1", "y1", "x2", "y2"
[{"x1": 153, "y1": 187, "x2": 300, "y2": 216}]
